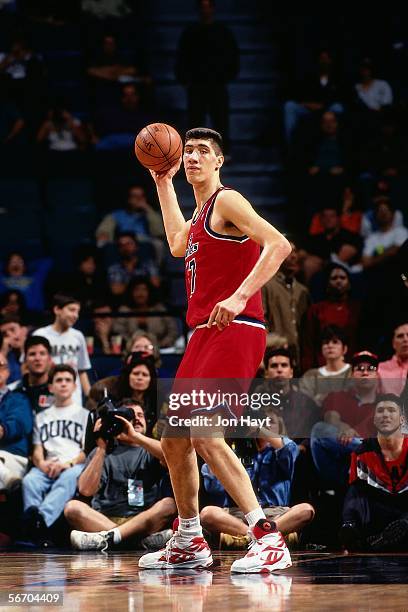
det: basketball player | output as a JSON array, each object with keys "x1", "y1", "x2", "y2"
[{"x1": 139, "y1": 128, "x2": 292, "y2": 573}]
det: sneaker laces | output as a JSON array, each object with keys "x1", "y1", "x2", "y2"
[
  {"x1": 97, "y1": 531, "x2": 110, "y2": 553},
  {"x1": 164, "y1": 532, "x2": 179, "y2": 564}
]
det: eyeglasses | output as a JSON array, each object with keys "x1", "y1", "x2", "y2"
[{"x1": 353, "y1": 364, "x2": 377, "y2": 373}]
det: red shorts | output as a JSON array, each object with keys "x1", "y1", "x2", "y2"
[{"x1": 170, "y1": 321, "x2": 266, "y2": 420}]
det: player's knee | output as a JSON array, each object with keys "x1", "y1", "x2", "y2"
[
  {"x1": 297, "y1": 503, "x2": 315, "y2": 525},
  {"x1": 191, "y1": 437, "x2": 222, "y2": 462},
  {"x1": 161, "y1": 437, "x2": 191, "y2": 459}
]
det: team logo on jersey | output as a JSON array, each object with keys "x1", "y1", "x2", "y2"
[{"x1": 185, "y1": 234, "x2": 199, "y2": 259}]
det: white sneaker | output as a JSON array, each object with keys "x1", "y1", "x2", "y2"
[
  {"x1": 230, "y1": 519, "x2": 292, "y2": 574},
  {"x1": 70, "y1": 530, "x2": 114, "y2": 552},
  {"x1": 138, "y1": 525, "x2": 213, "y2": 570}
]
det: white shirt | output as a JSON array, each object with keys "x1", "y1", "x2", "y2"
[
  {"x1": 33, "y1": 402, "x2": 88, "y2": 463},
  {"x1": 363, "y1": 226, "x2": 408, "y2": 257},
  {"x1": 34, "y1": 325, "x2": 91, "y2": 405},
  {"x1": 355, "y1": 79, "x2": 393, "y2": 110}
]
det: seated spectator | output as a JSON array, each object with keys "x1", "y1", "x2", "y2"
[
  {"x1": 262, "y1": 241, "x2": 310, "y2": 367},
  {"x1": 303, "y1": 264, "x2": 361, "y2": 370},
  {"x1": 125, "y1": 331, "x2": 161, "y2": 368},
  {"x1": 88, "y1": 301, "x2": 117, "y2": 356},
  {"x1": 12, "y1": 336, "x2": 54, "y2": 413},
  {"x1": 0, "y1": 32, "x2": 46, "y2": 122},
  {"x1": 300, "y1": 205, "x2": 362, "y2": 282},
  {"x1": 34, "y1": 293, "x2": 91, "y2": 405},
  {"x1": 200, "y1": 407, "x2": 314, "y2": 547},
  {"x1": 0, "y1": 353, "x2": 32, "y2": 490},
  {"x1": 0, "y1": 252, "x2": 52, "y2": 312},
  {"x1": 0, "y1": 290, "x2": 27, "y2": 320},
  {"x1": 309, "y1": 185, "x2": 363, "y2": 238},
  {"x1": 91, "y1": 83, "x2": 153, "y2": 151},
  {"x1": 0, "y1": 314, "x2": 27, "y2": 383},
  {"x1": 362, "y1": 196, "x2": 408, "y2": 269},
  {"x1": 284, "y1": 48, "x2": 345, "y2": 145},
  {"x1": 0, "y1": 74, "x2": 25, "y2": 157},
  {"x1": 353, "y1": 57, "x2": 393, "y2": 113},
  {"x1": 63, "y1": 247, "x2": 108, "y2": 314},
  {"x1": 65, "y1": 399, "x2": 176, "y2": 551},
  {"x1": 86, "y1": 32, "x2": 149, "y2": 88},
  {"x1": 252, "y1": 348, "x2": 320, "y2": 440},
  {"x1": 340, "y1": 394, "x2": 408, "y2": 551},
  {"x1": 107, "y1": 232, "x2": 160, "y2": 297},
  {"x1": 87, "y1": 353, "x2": 158, "y2": 435},
  {"x1": 378, "y1": 322, "x2": 408, "y2": 395},
  {"x1": 300, "y1": 325, "x2": 351, "y2": 406},
  {"x1": 96, "y1": 184, "x2": 164, "y2": 262},
  {"x1": 310, "y1": 351, "x2": 379, "y2": 488},
  {"x1": 37, "y1": 100, "x2": 87, "y2": 152},
  {"x1": 21, "y1": 365, "x2": 87, "y2": 546},
  {"x1": 113, "y1": 278, "x2": 179, "y2": 349},
  {"x1": 357, "y1": 110, "x2": 408, "y2": 180}
]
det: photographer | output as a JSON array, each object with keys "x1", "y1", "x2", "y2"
[
  {"x1": 200, "y1": 407, "x2": 314, "y2": 549},
  {"x1": 65, "y1": 399, "x2": 176, "y2": 551}
]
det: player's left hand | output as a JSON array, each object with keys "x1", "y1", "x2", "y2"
[{"x1": 207, "y1": 294, "x2": 247, "y2": 331}]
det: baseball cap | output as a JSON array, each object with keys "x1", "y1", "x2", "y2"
[{"x1": 351, "y1": 350, "x2": 379, "y2": 368}]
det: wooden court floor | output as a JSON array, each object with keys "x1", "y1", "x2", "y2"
[{"x1": 0, "y1": 550, "x2": 407, "y2": 611}]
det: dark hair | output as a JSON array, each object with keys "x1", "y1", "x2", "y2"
[
  {"x1": 374, "y1": 195, "x2": 394, "y2": 211},
  {"x1": 375, "y1": 393, "x2": 403, "y2": 410},
  {"x1": 117, "y1": 231, "x2": 138, "y2": 244},
  {"x1": 52, "y1": 293, "x2": 80, "y2": 309},
  {"x1": 25, "y1": 335, "x2": 52, "y2": 355},
  {"x1": 127, "y1": 276, "x2": 155, "y2": 307},
  {"x1": 263, "y1": 347, "x2": 294, "y2": 369},
  {"x1": 320, "y1": 325, "x2": 348, "y2": 347},
  {"x1": 0, "y1": 290, "x2": 27, "y2": 314},
  {"x1": 325, "y1": 262, "x2": 351, "y2": 286},
  {"x1": 49, "y1": 364, "x2": 77, "y2": 384},
  {"x1": 4, "y1": 251, "x2": 26, "y2": 275},
  {"x1": 185, "y1": 128, "x2": 223, "y2": 155},
  {"x1": 117, "y1": 397, "x2": 145, "y2": 411},
  {"x1": 115, "y1": 354, "x2": 157, "y2": 400},
  {"x1": 0, "y1": 313, "x2": 22, "y2": 326}
]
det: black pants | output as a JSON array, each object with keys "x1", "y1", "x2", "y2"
[
  {"x1": 187, "y1": 83, "x2": 230, "y2": 152},
  {"x1": 343, "y1": 483, "x2": 408, "y2": 537}
]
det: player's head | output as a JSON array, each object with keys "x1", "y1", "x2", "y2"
[{"x1": 184, "y1": 128, "x2": 224, "y2": 184}]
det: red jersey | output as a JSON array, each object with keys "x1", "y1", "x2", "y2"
[{"x1": 185, "y1": 186, "x2": 264, "y2": 329}]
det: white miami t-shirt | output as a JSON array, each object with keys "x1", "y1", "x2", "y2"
[
  {"x1": 33, "y1": 402, "x2": 89, "y2": 463},
  {"x1": 34, "y1": 325, "x2": 91, "y2": 405}
]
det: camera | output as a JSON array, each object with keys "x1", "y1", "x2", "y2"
[{"x1": 96, "y1": 392, "x2": 135, "y2": 445}]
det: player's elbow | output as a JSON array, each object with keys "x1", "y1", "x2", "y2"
[
  {"x1": 170, "y1": 245, "x2": 185, "y2": 257},
  {"x1": 274, "y1": 235, "x2": 292, "y2": 260}
]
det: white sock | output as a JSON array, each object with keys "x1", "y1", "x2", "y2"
[
  {"x1": 245, "y1": 507, "x2": 266, "y2": 528},
  {"x1": 179, "y1": 515, "x2": 202, "y2": 537},
  {"x1": 108, "y1": 527, "x2": 122, "y2": 544}
]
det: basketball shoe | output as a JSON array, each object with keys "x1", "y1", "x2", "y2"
[
  {"x1": 138, "y1": 519, "x2": 213, "y2": 570},
  {"x1": 230, "y1": 519, "x2": 292, "y2": 573}
]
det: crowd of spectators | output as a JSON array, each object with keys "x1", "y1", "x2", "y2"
[{"x1": 0, "y1": 7, "x2": 407, "y2": 554}]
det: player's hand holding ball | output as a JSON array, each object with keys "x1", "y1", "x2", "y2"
[{"x1": 135, "y1": 123, "x2": 183, "y2": 182}]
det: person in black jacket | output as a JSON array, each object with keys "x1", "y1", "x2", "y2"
[
  {"x1": 175, "y1": 0, "x2": 239, "y2": 154},
  {"x1": 340, "y1": 393, "x2": 408, "y2": 551}
]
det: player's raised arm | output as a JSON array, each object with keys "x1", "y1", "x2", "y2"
[
  {"x1": 207, "y1": 190, "x2": 292, "y2": 329},
  {"x1": 149, "y1": 159, "x2": 191, "y2": 257}
]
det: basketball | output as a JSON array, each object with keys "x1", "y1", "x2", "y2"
[{"x1": 135, "y1": 123, "x2": 183, "y2": 173}]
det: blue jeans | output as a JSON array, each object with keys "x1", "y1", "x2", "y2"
[
  {"x1": 283, "y1": 100, "x2": 344, "y2": 144},
  {"x1": 310, "y1": 422, "x2": 362, "y2": 488},
  {"x1": 22, "y1": 465, "x2": 84, "y2": 527}
]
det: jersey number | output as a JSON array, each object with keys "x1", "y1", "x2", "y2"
[{"x1": 187, "y1": 258, "x2": 196, "y2": 296}]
